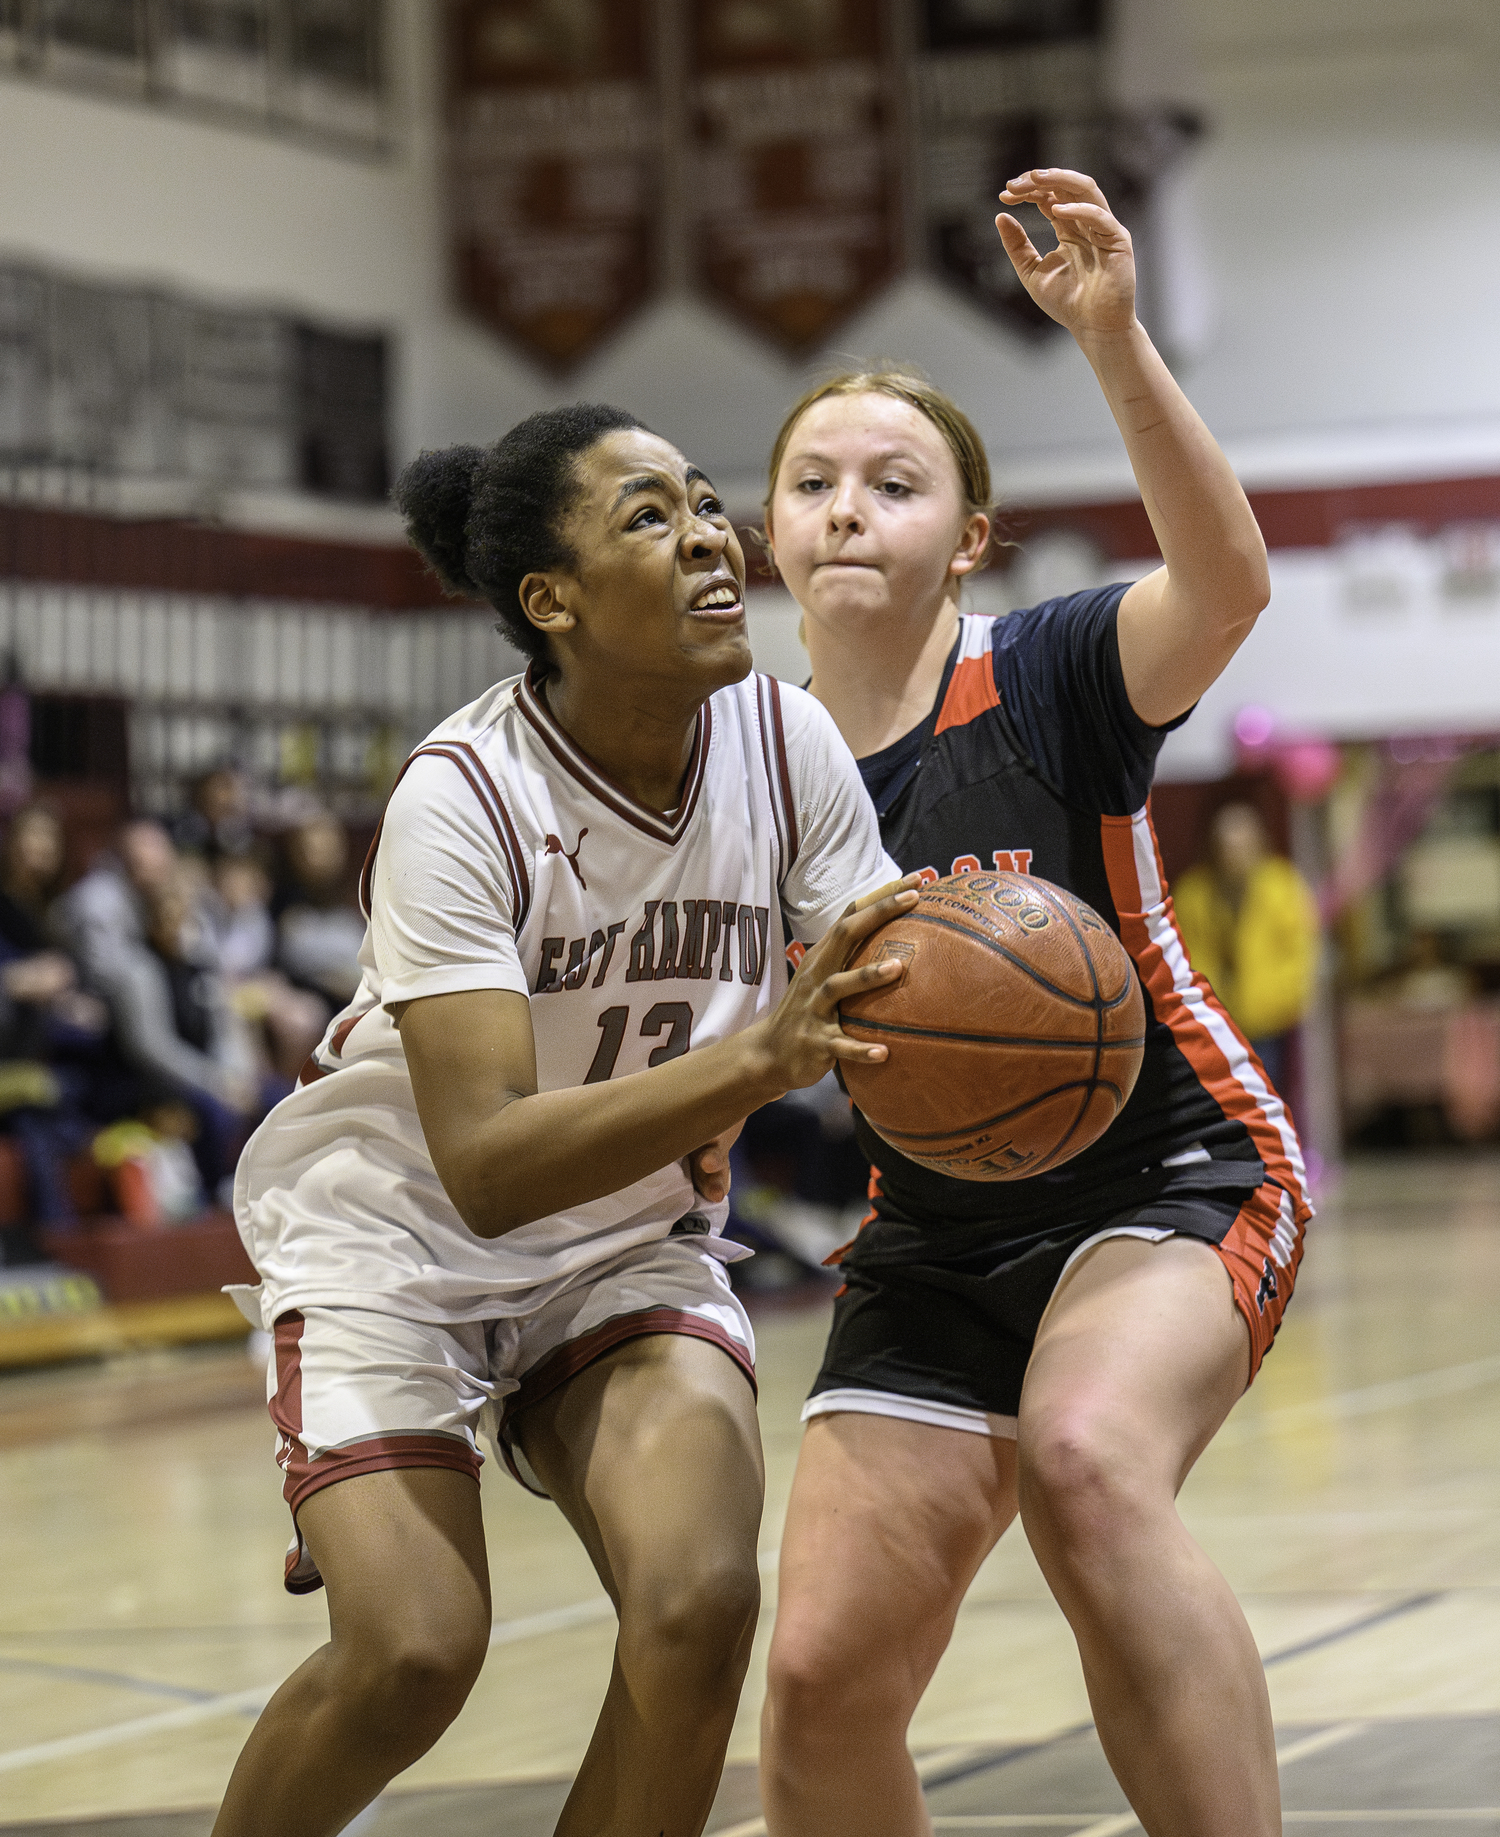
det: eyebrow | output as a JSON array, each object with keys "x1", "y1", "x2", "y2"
[
  {"x1": 787, "y1": 448, "x2": 927, "y2": 470},
  {"x1": 612, "y1": 466, "x2": 716, "y2": 511}
]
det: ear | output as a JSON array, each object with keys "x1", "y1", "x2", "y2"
[
  {"x1": 947, "y1": 511, "x2": 991, "y2": 579},
  {"x1": 759, "y1": 511, "x2": 780, "y2": 581},
  {"x1": 519, "y1": 571, "x2": 577, "y2": 637}
]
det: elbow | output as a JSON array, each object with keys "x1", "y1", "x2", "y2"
[
  {"x1": 1222, "y1": 548, "x2": 1270, "y2": 641},
  {"x1": 446, "y1": 1174, "x2": 523, "y2": 1240}
]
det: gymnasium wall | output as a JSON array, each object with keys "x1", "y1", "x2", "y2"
[
  {"x1": 2, "y1": 0, "x2": 1498, "y2": 783},
  {"x1": 2, "y1": 1, "x2": 1496, "y2": 511}
]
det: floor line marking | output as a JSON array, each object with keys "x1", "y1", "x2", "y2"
[
  {"x1": 1216, "y1": 1353, "x2": 1500, "y2": 1444},
  {"x1": 0, "y1": 1653, "x2": 217, "y2": 1704},
  {"x1": 0, "y1": 1546, "x2": 784, "y2": 1776},
  {"x1": 929, "y1": 1820, "x2": 1500, "y2": 1830},
  {"x1": 1261, "y1": 1594, "x2": 1445, "y2": 1670},
  {"x1": 0, "y1": 1685, "x2": 277, "y2": 1775},
  {"x1": 1273, "y1": 1722, "x2": 1370, "y2": 1768}
]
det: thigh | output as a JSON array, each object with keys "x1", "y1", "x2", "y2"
[
  {"x1": 271, "y1": 1307, "x2": 495, "y2": 1591},
  {"x1": 1021, "y1": 1233, "x2": 1251, "y2": 1492},
  {"x1": 773, "y1": 1410, "x2": 1017, "y2": 1683},
  {"x1": 516, "y1": 1331, "x2": 764, "y2": 1600},
  {"x1": 298, "y1": 1465, "x2": 491, "y2": 1659}
]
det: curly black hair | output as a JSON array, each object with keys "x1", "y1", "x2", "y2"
[{"x1": 393, "y1": 404, "x2": 646, "y2": 670}]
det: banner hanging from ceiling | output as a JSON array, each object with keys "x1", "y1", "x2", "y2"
[
  {"x1": 686, "y1": 0, "x2": 902, "y2": 352},
  {"x1": 448, "y1": 1, "x2": 659, "y2": 370},
  {"x1": 913, "y1": 0, "x2": 1204, "y2": 341},
  {"x1": 914, "y1": 0, "x2": 1111, "y2": 338}
]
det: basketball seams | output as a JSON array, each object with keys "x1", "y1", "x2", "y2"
[
  {"x1": 1037, "y1": 880, "x2": 1109, "y2": 1113},
  {"x1": 841, "y1": 1017, "x2": 1146, "y2": 1051},
  {"x1": 892, "y1": 910, "x2": 1110, "y2": 1011},
  {"x1": 883, "y1": 1078, "x2": 1134, "y2": 1147},
  {"x1": 844, "y1": 865, "x2": 1146, "y2": 1182}
]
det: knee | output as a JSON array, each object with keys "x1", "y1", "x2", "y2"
[
  {"x1": 338, "y1": 1618, "x2": 488, "y2": 1748},
  {"x1": 1018, "y1": 1403, "x2": 1155, "y2": 1557},
  {"x1": 622, "y1": 1551, "x2": 761, "y2": 1677},
  {"x1": 765, "y1": 1613, "x2": 915, "y2": 1749}
]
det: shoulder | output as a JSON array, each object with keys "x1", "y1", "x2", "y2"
[
  {"x1": 994, "y1": 584, "x2": 1131, "y2": 667},
  {"x1": 420, "y1": 673, "x2": 524, "y2": 750},
  {"x1": 746, "y1": 675, "x2": 842, "y2": 752}
]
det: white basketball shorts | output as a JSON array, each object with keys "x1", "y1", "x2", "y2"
[{"x1": 266, "y1": 1233, "x2": 755, "y2": 1593}]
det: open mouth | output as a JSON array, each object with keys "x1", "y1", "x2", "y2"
[{"x1": 689, "y1": 579, "x2": 744, "y2": 617}]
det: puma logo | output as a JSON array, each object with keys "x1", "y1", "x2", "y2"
[{"x1": 545, "y1": 828, "x2": 588, "y2": 888}]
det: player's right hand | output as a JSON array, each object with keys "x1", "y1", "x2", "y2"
[{"x1": 751, "y1": 877, "x2": 920, "y2": 1093}]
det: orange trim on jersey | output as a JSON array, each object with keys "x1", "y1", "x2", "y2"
[
  {"x1": 1212, "y1": 1181, "x2": 1305, "y2": 1376},
  {"x1": 825, "y1": 1161, "x2": 883, "y2": 1270},
  {"x1": 1099, "y1": 806, "x2": 1310, "y2": 1215},
  {"x1": 934, "y1": 652, "x2": 1001, "y2": 734}
]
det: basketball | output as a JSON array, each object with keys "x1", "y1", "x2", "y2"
[{"x1": 839, "y1": 871, "x2": 1146, "y2": 1181}]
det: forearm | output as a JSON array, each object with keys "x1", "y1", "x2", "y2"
[
  {"x1": 436, "y1": 1030, "x2": 783, "y2": 1239},
  {"x1": 1079, "y1": 324, "x2": 1269, "y2": 618}
]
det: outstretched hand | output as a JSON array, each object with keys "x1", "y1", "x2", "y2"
[{"x1": 995, "y1": 169, "x2": 1137, "y2": 340}]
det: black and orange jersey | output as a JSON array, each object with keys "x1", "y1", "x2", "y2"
[{"x1": 843, "y1": 587, "x2": 1310, "y2": 1267}]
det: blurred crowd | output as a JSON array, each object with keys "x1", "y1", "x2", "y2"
[
  {"x1": 0, "y1": 775, "x2": 1328, "y2": 1282},
  {"x1": 0, "y1": 768, "x2": 366, "y2": 1265}
]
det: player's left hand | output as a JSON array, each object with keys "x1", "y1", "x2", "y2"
[
  {"x1": 686, "y1": 1120, "x2": 744, "y2": 1204},
  {"x1": 995, "y1": 169, "x2": 1137, "y2": 339}
]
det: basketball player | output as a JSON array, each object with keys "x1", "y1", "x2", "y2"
[
  {"x1": 758, "y1": 171, "x2": 1311, "y2": 1837},
  {"x1": 212, "y1": 404, "x2": 912, "y2": 1837}
]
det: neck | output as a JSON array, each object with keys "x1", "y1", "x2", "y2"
[
  {"x1": 543, "y1": 667, "x2": 704, "y2": 812},
  {"x1": 805, "y1": 595, "x2": 961, "y2": 759}
]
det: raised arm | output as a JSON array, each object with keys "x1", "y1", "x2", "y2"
[
  {"x1": 397, "y1": 883, "x2": 916, "y2": 1239},
  {"x1": 996, "y1": 170, "x2": 1270, "y2": 727}
]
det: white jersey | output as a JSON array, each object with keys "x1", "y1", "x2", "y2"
[{"x1": 233, "y1": 666, "x2": 896, "y2": 1329}]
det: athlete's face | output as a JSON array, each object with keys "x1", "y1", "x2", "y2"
[
  {"x1": 522, "y1": 430, "x2": 751, "y2": 694},
  {"x1": 766, "y1": 393, "x2": 989, "y2": 637}
]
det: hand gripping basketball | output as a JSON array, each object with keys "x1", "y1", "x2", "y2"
[
  {"x1": 754, "y1": 877, "x2": 922, "y2": 1097},
  {"x1": 839, "y1": 870, "x2": 1147, "y2": 1181}
]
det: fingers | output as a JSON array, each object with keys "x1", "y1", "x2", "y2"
[
  {"x1": 994, "y1": 210, "x2": 1044, "y2": 276},
  {"x1": 1048, "y1": 200, "x2": 1131, "y2": 252},
  {"x1": 688, "y1": 1147, "x2": 731, "y2": 1201},
  {"x1": 808, "y1": 885, "x2": 918, "y2": 977},
  {"x1": 829, "y1": 1034, "x2": 888, "y2": 1065},
  {"x1": 845, "y1": 871, "x2": 923, "y2": 917},
  {"x1": 1000, "y1": 167, "x2": 1111, "y2": 212},
  {"x1": 823, "y1": 957, "x2": 906, "y2": 1008}
]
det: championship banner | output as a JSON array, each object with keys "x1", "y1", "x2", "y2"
[
  {"x1": 687, "y1": 0, "x2": 901, "y2": 352},
  {"x1": 448, "y1": 1, "x2": 659, "y2": 370},
  {"x1": 915, "y1": 0, "x2": 1110, "y2": 338},
  {"x1": 914, "y1": 0, "x2": 1204, "y2": 342}
]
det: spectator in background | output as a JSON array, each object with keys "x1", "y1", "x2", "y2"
[
  {"x1": 209, "y1": 853, "x2": 327, "y2": 1083},
  {"x1": 272, "y1": 814, "x2": 364, "y2": 1007},
  {"x1": 1175, "y1": 801, "x2": 1320, "y2": 1092},
  {"x1": 209, "y1": 854, "x2": 276, "y2": 983},
  {"x1": 172, "y1": 765, "x2": 254, "y2": 866},
  {"x1": 57, "y1": 820, "x2": 260, "y2": 1201},
  {"x1": 0, "y1": 807, "x2": 86, "y2": 1048},
  {"x1": 0, "y1": 806, "x2": 109, "y2": 1240}
]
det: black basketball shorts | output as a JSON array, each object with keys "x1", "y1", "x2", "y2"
[{"x1": 805, "y1": 1177, "x2": 1305, "y2": 1438}]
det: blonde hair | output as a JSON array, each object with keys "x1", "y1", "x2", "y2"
[{"x1": 763, "y1": 367, "x2": 995, "y2": 568}]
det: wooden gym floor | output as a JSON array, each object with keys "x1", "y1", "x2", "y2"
[{"x1": 1, "y1": 1152, "x2": 1497, "y2": 1834}]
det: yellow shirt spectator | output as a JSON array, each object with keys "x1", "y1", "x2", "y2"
[{"x1": 1175, "y1": 805, "x2": 1319, "y2": 1044}]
